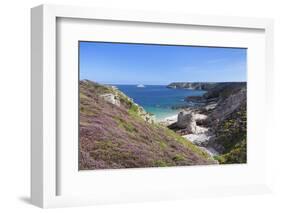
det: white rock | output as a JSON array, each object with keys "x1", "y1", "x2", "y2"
[
  {"x1": 183, "y1": 134, "x2": 218, "y2": 156},
  {"x1": 99, "y1": 93, "x2": 120, "y2": 107},
  {"x1": 183, "y1": 133, "x2": 210, "y2": 145},
  {"x1": 193, "y1": 113, "x2": 207, "y2": 121},
  {"x1": 177, "y1": 111, "x2": 197, "y2": 133},
  {"x1": 205, "y1": 103, "x2": 217, "y2": 111}
]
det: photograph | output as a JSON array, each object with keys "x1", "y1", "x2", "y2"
[{"x1": 79, "y1": 41, "x2": 247, "y2": 170}]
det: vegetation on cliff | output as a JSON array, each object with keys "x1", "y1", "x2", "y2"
[
  {"x1": 211, "y1": 101, "x2": 247, "y2": 164},
  {"x1": 166, "y1": 82, "x2": 247, "y2": 164},
  {"x1": 79, "y1": 80, "x2": 216, "y2": 170},
  {"x1": 205, "y1": 83, "x2": 247, "y2": 164}
]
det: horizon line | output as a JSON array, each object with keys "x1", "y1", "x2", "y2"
[{"x1": 81, "y1": 79, "x2": 247, "y2": 85}]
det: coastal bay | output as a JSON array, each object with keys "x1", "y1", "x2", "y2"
[
  {"x1": 79, "y1": 42, "x2": 247, "y2": 170},
  {"x1": 79, "y1": 80, "x2": 246, "y2": 169},
  {"x1": 115, "y1": 84, "x2": 206, "y2": 121},
  {"x1": 79, "y1": 80, "x2": 217, "y2": 169},
  {"x1": 116, "y1": 82, "x2": 247, "y2": 161}
]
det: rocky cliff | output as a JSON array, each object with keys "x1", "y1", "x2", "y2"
[
  {"x1": 206, "y1": 85, "x2": 247, "y2": 163},
  {"x1": 167, "y1": 82, "x2": 247, "y2": 164},
  {"x1": 167, "y1": 82, "x2": 246, "y2": 92},
  {"x1": 79, "y1": 80, "x2": 216, "y2": 170}
]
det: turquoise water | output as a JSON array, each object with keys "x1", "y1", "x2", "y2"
[{"x1": 114, "y1": 85, "x2": 206, "y2": 120}]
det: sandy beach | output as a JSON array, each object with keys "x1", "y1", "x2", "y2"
[{"x1": 158, "y1": 114, "x2": 178, "y2": 125}]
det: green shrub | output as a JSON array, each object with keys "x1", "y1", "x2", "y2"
[
  {"x1": 157, "y1": 141, "x2": 168, "y2": 149},
  {"x1": 172, "y1": 154, "x2": 185, "y2": 162},
  {"x1": 154, "y1": 160, "x2": 168, "y2": 167},
  {"x1": 114, "y1": 116, "x2": 138, "y2": 133},
  {"x1": 215, "y1": 139, "x2": 246, "y2": 164},
  {"x1": 129, "y1": 104, "x2": 139, "y2": 115}
]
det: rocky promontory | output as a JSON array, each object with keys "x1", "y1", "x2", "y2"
[
  {"x1": 166, "y1": 82, "x2": 247, "y2": 163},
  {"x1": 167, "y1": 82, "x2": 245, "y2": 92},
  {"x1": 167, "y1": 82, "x2": 218, "y2": 90}
]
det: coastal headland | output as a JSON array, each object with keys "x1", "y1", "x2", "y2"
[
  {"x1": 163, "y1": 81, "x2": 247, "y2": 163},
  {"x1": 79, "y1": 80, "x2": 246, "y2": 169}
]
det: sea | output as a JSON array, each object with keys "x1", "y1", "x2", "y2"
[{"x1": 114, "y1": 85, "x2": 206, "y2": 120}]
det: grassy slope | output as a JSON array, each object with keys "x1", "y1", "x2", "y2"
[{"x1": 79, "y1": 80, "x2": 216, "y2": 170}]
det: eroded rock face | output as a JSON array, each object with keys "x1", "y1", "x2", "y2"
[
  {"x1": 176, "y1": 111, "x2": 209, "y2": 134},
  {"x1": 177, "y1": 111, "x2": 197, "y2": 133},
  {"x1": 207, "y1": 88, "x2": 246, "y2": 126},
  {"x1": 167, "y1": 82, "x2": 247, "y2": 163}
]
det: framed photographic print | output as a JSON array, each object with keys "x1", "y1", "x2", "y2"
[{"x1": 31, "y1": 4, "x2": 274, "y2": 208}]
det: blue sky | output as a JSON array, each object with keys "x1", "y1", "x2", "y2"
[{"x1": 79, "y1": 41, "x2": 247, "y2": 85}]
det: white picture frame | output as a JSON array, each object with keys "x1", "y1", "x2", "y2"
[{"x1": 31, "y1": 4, "x2": 274, "y2": 208}]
